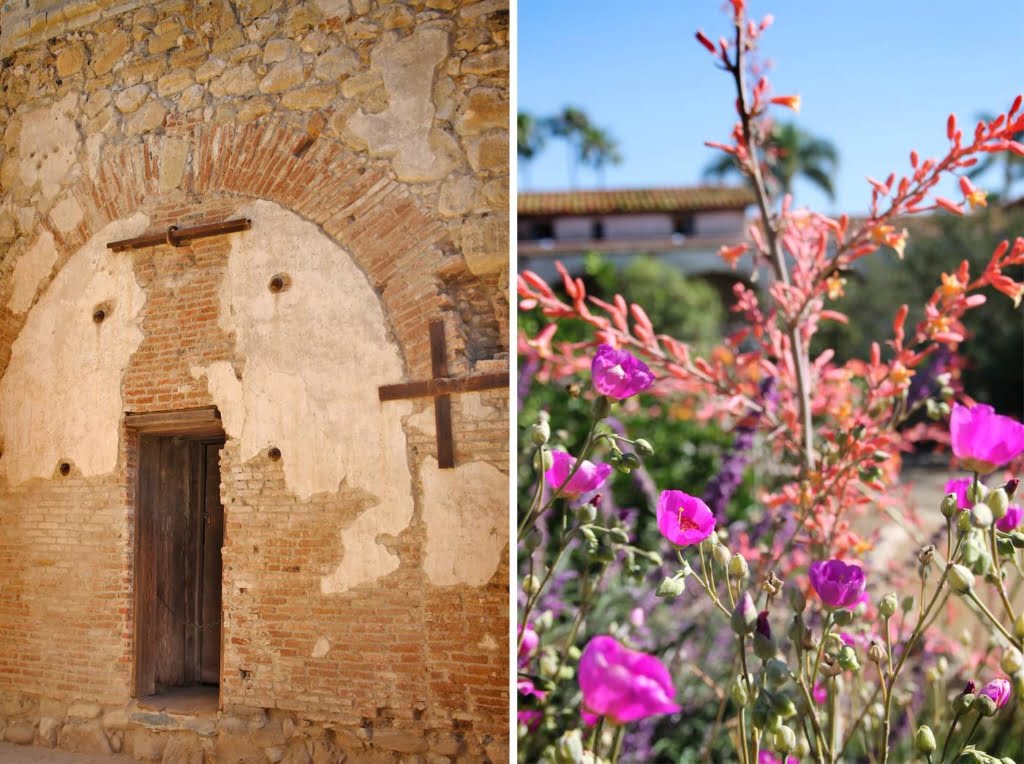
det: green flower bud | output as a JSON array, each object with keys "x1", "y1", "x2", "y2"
[
  {"x1": 968, "y1": 479, "x2": 988, "y2": 503},
  {"x1": 879, "y1": 593, "x2": 898, "y2": 618},
  {"x1": 795, "y1": 737, "x2": 810, "y2": 758},
  {"x1": 592, "y1": 395, "x2": 611, "y2": 420},
  {"x1": 914, "y1": 725, "x2": 937, "y2": 754},
  {"x1": 751, "y1": 692, "x2": 772, "y2": 729},
  {"x1": 531, "y1": 420, "x2": 551, "y2": 445},
  {"x1": 556, "y1": 729, "x2": 585, "y2": 763},
  {"x1": 971, "y1": 502, "x2": 994, "y2": 528},
  {"x1": 731, "y1": 592, "x2": 757, "y2": 635},
  {"x1": 731, "y1": 677, "x2": 750, "y2": 706},
  {"x1": 567, "y1": 645, "x2": 581, "y2": 660},
  {"x1": 1011, "y1": 532, "x2": 1024, "y2": 549},
  {"x1": 576, "y1": 505, "x2": 597, "y2": 524},
  {"x1": 958, "y1": 510, "x2": 974, "y2": 532},
  {"x1": 712, "y1": 544, "x2": 733, "y2": 569},
  {"x1": 837, "y1": 645, "x2": 861, "y2": 672},
  {"x1": 941, "y1": 492, "x2": 960, "y2": 518},
  {"x1": 656, "y1": 575, "x2": 686, "y2": 599},
  {"x1": 948, "y1": 564, "x2": 975, "y2": 595},
  {"x1": 535, "y1": 448, "x2": 554, "y2": 472},
  {"x1": 773, "y1": 725, "x2": 797, "y2": 754},
  {"x1": 539, "y1": 652, "x2": 558, "y2": 678},
  {"x1": 765, "y1": 659, "x2": 791, "y2": 689},
  {"x1": 609, "y1": 527, "x2": 630, "y2": 544},
  {"x1": 901, "y1": 595, "x2": 916, "y2": 613},
  {"x1": 788, "y1": 586, "x2": 806, "y2": 613},
  {"x1": 523, "y1": 574, "x2": 541, "y2": 594},
  {"x1": 953, "y1": 693, "x2": 976, "y2": 715},
  {"x1": 1001, "y1": 647, "x2": 1024, "y2": 675},
  {"x1": 833, "y1": 608, "x2": 855, "y2": 627},
  {"x1": 524, "y1": 530, "x2": 542, "y2": 553},
  {"x1": 997, "y1": 536, "x2": 1016, "y2": 556},
  {"x1": 536, "y1": 611, "x2": 554, "y2": 632},
  {"x1": 987, "y1": 487, "x2": 1010, "y2": 520},
  {"x1": 634, "y1": 438, "x2": 654, "y2": 457},
  {"x1": 927, "y1": 399, "x2": 942, "y2": 421},
  {"x1": 1016, "y1": 613, "x2": 1024, "y2": 640},
  {"x1": 973, "y1": 693, "x2": 998, "y2": 717},
  {"x1": 768, "y1": 690, "x2": 797, "y2": 719},
  {"x1": 729, "y1": 553, "x2": 750, "y2": 579},
  {"x1": 621, "y1": 452, "x2": 642, "y2": 470}
]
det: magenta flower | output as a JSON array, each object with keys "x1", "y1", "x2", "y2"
[
  {"x1": 517, "y1": 678, "x2": 546, "y2": 731},
  {"x1": 759, "y1": 753, "x2": 799, "y2": 764},
  {"x1": 518, "y1": 624, "x2": 539, "y2": 667},
  {"x1": 950, "y1": 402, "x2": 1024, "y2": 474},
  {"x1": 945, "y1": 477, "x2": 973, "y2": 510},
  {"x1": 997, "y1": 504, "x2": 1023, "y2": 532},
  {"x1": 578, "y1": 635, "x2": 681, "y2": 724},
  {"x1": 545, "y1": 450, "x2": 612, "y2": 499},
  {"x1": 979, "y1": 678, "x2": 1011, "y2": 709},
  {"x1": 812, "y1": 682, "x2": 827, "y2": 705},
  {"x1": 809, "y1": 559, "x2": 867, "y2": 609},
  {"x1": 591, "y1": 344, "x2": 655, "y2": 400},
  {"x1": 656, "y1": 490, "x2": 716, "y2": 547}
]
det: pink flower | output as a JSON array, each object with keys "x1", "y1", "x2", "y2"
[
  {"x1": 517, "y1": 678, "x2": 546, "y2": 731},
  {"x1": 591, "y1": 344, "x2": 655, "y2": 400},
  {"x1": 812, "y1": 682, "x2": 827, "y2": 704},
  {"x1": 979, "y1": 678, "x2": 1012, "y2": 709},
  {"x1": 759, "y1": 753, "x2": 799, "y2": 764},
  {"x1": 656, "y1": 490, "x2": 716, "y2": 546},
  {"x1": 950, "y1": 402, "x2": 1024, "y2": 474},
  {"x1": 518, "y1": 624, "x2": 539, "y2": 667},
  {"x1": 809, "y1": 559, "x2": 866, "y2": 609},
  {"x1": 945, "y1": 477, "x2": 973, "y2": 510},
  {"x1": 578, "y1": 636, "x2": 681, "y2": 724},
  {"x1": 545, "y1": 451, "x2": 612, "y2": 499},
  {"x1": 997, "y1": 504, "x2": 1023, "y2": 533}
]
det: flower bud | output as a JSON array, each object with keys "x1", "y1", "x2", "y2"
[
  {"x1": 556, "y1": 729, "x2": 585, "y2": 763},
  {"x1": 987, "y1": 487, "x2": 1010, "y2": 520},
  {"x1": 958, "y1": 510, "x2": 974, "y2": 532},
  {"x1": 833, "y1": 608, "x2": 854, "y2": 627},
  {"x1": 838, "y1": 645, "x2": 861, "y2": 672},
  {"x1": 575, "y1": 504, "x2": 597, "y2": 524},
  {"x1": 1001, "y1": 647, "x2": 1024, "y2": 675},
  {"x1": 530, "y1": 420, "x2": 551, "y2": 445},
  {"x1": 731, "y1": 676, "x2": 750, "y2": 706},
  {"x1": 609, "y1": 527, "x2": 630, "y2": 544},
  {"x1": 914, "y1": 725, "x2": 937, "y2": 754},
  {"x1": 973, "y1": 693, "x2": 998, "y2": 717},
  {"x1": 879, "y1": 593, "x2": 898, "y2": 618},
  {"x1": 729, "y1": 553, "x2": 750, "y2": 579},
  {"x1": 539, "y1": 651, "x2": 558, "y2": 678},
  {"x1": 971, "y1": 502, "x2": 994, "y2": 528},
  {"x1": 620, "y1": 452, "x2": 642, "y2": 470},
  {"x1": 765, "y1": 659, "x2": 790, "y2": 689},
  {"x1": 656, "y1": 575, "x2": 686, "y2": 599},
  {"x1": 901, "y1": 595, "x2": 915, "y2": 613},
  {"x1": 731, "y1": 592, "x2": 757, "y2": 635},
  {"x1": 535, "y1": 611, "x2": 554, "y2": 632},
  {"x1": 712, "y1": 544, "x2": 733, "y2": 569},
  {"x1": 868, "y1": 641, "x2": 888, "y2": 665},
  {"x1": 948, "y1": 564, "x2": 975, "y2": 595},
  {"x1": 524, "y1": 530, "x2": 542, "y2": 553},
  {"x1": 1015, "y1": 613, "x2": 1024, "y2": 640},
  {"x1": 773, "y1": 725, "x2": 796, "y2": 754},
  {"x1": 1005, "y1": 477, "x2": 1020, "y2": 499},
  {"x1": 754, "y1": 611, "x2": 777, "y2": 661},
  {"x1": 523, "y1": 574, "x2": 541, "y2": 594},
  {"x1": 941, "y1": 492, "x2": 959, "y2": 517},
  {"x1": 919, "y1": 544, "x2": 936, "y2": 567},
  {"x1": 968, "y1": 479, "x2": 988, "y2": 504},
  {"x1": 768, "y1": 690, "x2": 797, "y2": 719},
  {"x1": 788, "y1": 586, "x2": 806, "y2": 613},
  {"x1": 634, "y1": 438, "x2": 654, "y2": 457},
  {"x1": 953, "y1": 692, "x2": 976, "y2": 715},
  {"x1": 592, "y1": 395, "x2": 611, "y2": 420}
]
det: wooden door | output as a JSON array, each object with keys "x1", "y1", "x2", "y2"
[{"x1": 198, "y1": 442, "x2": 223, "y2": 684}]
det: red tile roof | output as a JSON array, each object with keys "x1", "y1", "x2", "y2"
[{"x1": 518, "y1": 186, "x2": 756, "y2": 216}]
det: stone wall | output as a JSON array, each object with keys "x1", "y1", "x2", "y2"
[{"x1": 0, "y1": 0, "x2": 509, "y2": 760}]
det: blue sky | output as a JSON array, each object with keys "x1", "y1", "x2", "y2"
[{"x1": 517, "y1": 1, "x2": 1024, "y2": 215}]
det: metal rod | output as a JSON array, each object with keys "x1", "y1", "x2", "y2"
[{"x1": 107, "y1": 218, "x2": 252, "y2": 251}]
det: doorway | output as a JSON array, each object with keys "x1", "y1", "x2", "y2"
[{"x1": 133, "y1": 428, "x2": 224, "y2": 698}]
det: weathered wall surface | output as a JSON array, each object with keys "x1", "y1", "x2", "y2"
[{"x1": 0, "y1": 0, "x2": 509, "y2": 760}]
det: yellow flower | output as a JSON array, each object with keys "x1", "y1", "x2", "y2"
[{"x1": 826, "y1": 274, "x2": 846, "y2": 300}]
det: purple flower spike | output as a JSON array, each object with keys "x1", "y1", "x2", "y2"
[
  {"x1": 656, "y1": 490, "x2": 716, "y2": 547},
  {"x1": 951, "y1": 402, "x2": 1024, "y2": 475},
  {"x1": 997, "y1": 504, "x2": 1023, "y2": 533},
  {"x1": 979, "y1": 678, "x2": 1012, "y2": 709},
  {"x1": 945, "y1": 477, "x2": 973, "y2": 510},
  {"x1": 591, "y1": 344, "x2": 655, "y2": 400},
  {"x1": 809, "y1": 559, "x2": 867, "y2": 609},
  {"x1": 578, "y1": 635, "x2": 681, "y2": 724},
  {"x1": 545, "y1": 451, "x2": 612, "y2": 499}
]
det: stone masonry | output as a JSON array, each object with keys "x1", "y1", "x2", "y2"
[{"x1": 0, "y1": 0, "x2": 510, "y2": 761}]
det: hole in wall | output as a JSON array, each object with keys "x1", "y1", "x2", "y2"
[
  {"x1": 267, "y1": 447, "x2": 281, "y2": 461},
  {"x1": 93, "y1": 302, "x2": 112, "y2": 324},
  {"x1": 268, "y1": 274, "x2": 291, "y2": 294},
  {"x1": 58, "y1": 461, "x2": 71, "y2": 476}
]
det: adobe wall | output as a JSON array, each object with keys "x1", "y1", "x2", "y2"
[{"x1": 0, "y1": 0, "x2": 509, "y2": 761}]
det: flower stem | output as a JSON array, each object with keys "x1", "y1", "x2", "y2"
[
  {"x1": 609, "y1": 725, "x2": 626, "y2": 764},
  {"x1": 939, "y1": 705, "x2": 964, "y2": 764}
]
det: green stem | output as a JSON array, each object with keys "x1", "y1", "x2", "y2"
[
  {"x1": 811, "y1": 611, "x2": 834, "y2": 686},
  {"x1": 939, "y1": 705, "x2": 964, "y2": 763},
  {"x1": 966, "y1": 590, "x2": 1023, "y2": 648},
  {"x1": 609, "y1": 725, "x2": 626, "y2": 764},
  {"x1": 956, "y1": 712, "x2": 983, "y2": 758}
]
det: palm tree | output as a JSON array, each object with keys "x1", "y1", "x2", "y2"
[
  {"x1": 579, "y1": 125, "x2": 623, "y2": 187},
  {"x1": 518, "y1": 111, "x2": 546, "y2": 188},
  {"x1": 968, "y1": 110, "x2": 1024, "y2": 199},
  {"x1": 703, "y1": 121, "x2": 839, "y2": 201},
  {"x1": 543, "y1": 106, "x2": 594, "y2": 188}
]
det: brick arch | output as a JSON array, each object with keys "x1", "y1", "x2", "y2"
[{"x1": 22, "y1": 117, "x2": 469, "y2": 384}]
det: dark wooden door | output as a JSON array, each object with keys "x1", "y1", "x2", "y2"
[
  {"x1": 135, "y1": 435, "x2": 223, "y2": 696},
  {"x1": 199, "y1": 443, "x2": 223, "y2": 684}
]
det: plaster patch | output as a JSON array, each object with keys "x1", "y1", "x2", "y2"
[
  {"x1": 50, "y1": 195, "x2": 84, "y2": 233},
  {"x1": 421, "y1": 457, "x2": 507, "y2": 587},
  {"x1": 347, "y1": 28, "x2": 454, "y2": 182},
  {"x1": 7, "y1": 230, "x2": 57, "y2": 315},
  {"x1": 16, "y1": 92, "x2": 82, "y2": 204},
  {"x1": 311, "y1": 636, "x2": 331, "y2": 658},
  {"x1": 0, "y1": 214, "x2": 149, "y2": 485},
  {"x1": 190, "y1": 200, "x2": 414, "y2": 592}
]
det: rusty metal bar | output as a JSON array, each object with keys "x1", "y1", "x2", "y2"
[
  {"x1": 106, "y1": 218, "x2": 252, "y2": 252},
  {"x1": 377, "y1": 372, "x2": 508, "y2": 402}
]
